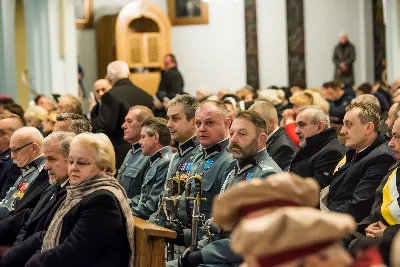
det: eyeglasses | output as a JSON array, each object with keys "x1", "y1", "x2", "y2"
[
  {"x1": 68, "y1": 160, "x2": 92, "y2": 168},
  {"x1": 10, "y1": 142, "x2": 34, "y2": 154}
]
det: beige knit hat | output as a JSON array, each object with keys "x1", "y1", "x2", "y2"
[
  {"x1": 231, "y1": 207, "x2": 355, "y2": 266},
  {"x1": 212, "y1": 172, "x2": 320, "y2": 230}
]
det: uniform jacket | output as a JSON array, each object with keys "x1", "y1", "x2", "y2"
[
  {"x1": 289, "y1": 128, "x2": 345, "y2": 189},
  {"x1": 0, "y1": 156, "x2": 49, "y2": 220},
  {"x1": 156, "y1": 67, "x2": 184, "y2": 100},
  {"x1": 327, "y1": 134, "x2": 396, "y2": 222},
  {"x1": 201, "y1": 149, "x2": 281, "y2": 266},
  {"x1": 0, "y1": 183, "x2": 68, "y2": 267},
  {"x1": 0, "y1": 150, "x2": 21, "y2": 200},
  {"x1": 333, "y1": 41, "x2": 356, "y2": 85},
  {"x1": 24, "y1": 190, "x2": 130, "y2": 267},
  {"x1": 117, "y1": 143, "x2": 150, "y2": 199},
  {"x1": 90, "y1": 78, "x2": 154, "y2": 170},
  {"x1": 131, "y1": 146, "x2": 173, "y2": 220},
  {"x1": 266, "y1": 127, "x2": 296, "y2": 171}
]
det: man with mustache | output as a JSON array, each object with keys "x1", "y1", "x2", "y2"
[
  {"x1": 118, "y1": 106, "x2": 154, "y2": 199},
  {"x1": 166, "y1": 100, "x2": 233, "y2": 267},
  {"x1": 0, "y1": 131, "x2": 74, "y2": 267},
  {"x1": 178, "y1": 111, "x2": 281, "y2": 267},
  {"x1": 289, "y1": 106, "x2": 345, "y2": 189}
]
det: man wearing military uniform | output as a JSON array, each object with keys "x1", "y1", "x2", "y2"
[
  {"x1": 0, "y1": 127, "x2": 49, "y2": 220},
  {"x1": 178, "y1": 111, "x2": 281, "y2": 267},
  {"x1": 166, "y1": 101, "x2": 233, "y2": 267},
  {"x1": 117, "y1": 106, "x2": 154, "y2": 199},
  {"x1": 130, "y1": 118, "x2": 173, "y2": 220}
]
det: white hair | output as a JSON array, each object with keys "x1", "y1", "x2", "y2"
[
  {"x1": 106, "y1": 61, "x2": 130, "y2": 83},
  {"x1": 339, "y1": 32, "x2": 349, "y2": 39}
]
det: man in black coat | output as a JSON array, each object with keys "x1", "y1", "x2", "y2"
[
  {"x1": 288, "y1": 106, "x2": 345, "y2": 189},
  {"x1": 322, "y1": 81, "x2": 355, "y2": 124},
  {"x1": 333, "y1": 32, "x2": 356, "y2": 86},
  {"x1": 0, "y1": 131, "x2": 74, "y2": 267},
  {"x1": 326, "y1": 102, "x2": 397, "y2": 223},
  {"x1": 90, "y1": 61, "x2": 154, "y2": 170},
  {"x1": 0, "y1": 116, "x2": 23, "y2": 199},
  {"x1": 249, "y1": 101, "x2": 296, "y2": 170},
  {"x1": 156, "y1": 54, "x2": 184, "y2": 101}
]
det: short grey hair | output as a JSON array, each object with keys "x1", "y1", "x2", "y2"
[
  {"x1": 43, "y1": 131, "x2": 75, "y2": 157},
  {"x1": 297, "y1": 106, "x2": 330, "y2": 129},
  {"x1": 169, "y1": 95, "x2": 199, "y2": 120},
  {"x1": 107, "y1": 61, "x2": 130, "y2": 83},
  {"x1": 56, "y1": 113, "x2": 92, "y2": 134}
]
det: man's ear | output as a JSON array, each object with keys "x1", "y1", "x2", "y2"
[
  {"x1": 224, "y1": 118, "x2": 232, "y2": 129},
  {"x1": 366, "y1": 122, "x2": 375, "y2": 135},
  {"x1": 154, "y1": 133, "x2": 160, "y2": 144},
  {"x1": 317, "y1": 121, "x2": 325, "y2": 132},
  {"x1": 259, "y1": 132, "x2": 267, "y2": 144}
]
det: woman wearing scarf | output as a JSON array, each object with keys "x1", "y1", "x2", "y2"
[{"x1": 25, "y1": 133, "x2": 135, "y2": 267}]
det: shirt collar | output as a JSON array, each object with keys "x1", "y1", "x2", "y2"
[
  {"x1": 178, "y1": 136, "x2": 199, "y2": 157},
  {"x1": 235, "y1": 148, "x2": 266, "y2": 176},
  {"x1": 202, "y1": 137, "x2": 229, "y2": 159},
  {"x1": 131, "y1": 142, "x2": 141, "y2": 154},
  {"x1": 267, "y1": 127, "x2": 280, "y2": 141}
]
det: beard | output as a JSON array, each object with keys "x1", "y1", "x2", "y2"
[{"x1": 229, "y1": 140, "x2": 258, "y2": 160}]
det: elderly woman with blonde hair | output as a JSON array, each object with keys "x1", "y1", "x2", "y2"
[
  {"x1": 281, "y1": 90, "x2": 330, "y2": 146},
  {"x1": 25, "y1": 133, "x2": 135, "y2": 267},
  {"x1": 24, "y1": 106, "x2": 48, "y2": 134}
]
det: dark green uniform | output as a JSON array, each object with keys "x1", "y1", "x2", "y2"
[
  {"x1": 117, "y1": 143, "x2": 150, "y2": 199},
  {"x1": 131, "y1": 146, "x2": 173, "y2": 220}
]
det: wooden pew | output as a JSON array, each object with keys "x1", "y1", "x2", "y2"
[{"x1": 134, "y1": 216, "x2": 177, "y2": 267}]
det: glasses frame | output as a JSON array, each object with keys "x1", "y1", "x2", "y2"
[{"x1": 10, "y1": 142, "x2": 35, "y2": 154}]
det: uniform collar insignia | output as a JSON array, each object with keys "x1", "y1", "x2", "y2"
[
  {"x1": 178, "y1": 136, "x2": 199, "y2": 157},
  {"x1": 21, "y1": 155, "x2": 45, "y2": 177},
  {"x1": 150, "y1": 149, "x2": 164, "y2": 166},
  {"x1": 132, "y1": 143, "x2": 142, "y2": 154},
  {"x1": 236, "y1": 156, "x2": 258, "y2": 176},
  {"x1": 202, "y1": 138, "x2": 229, "y2": 159}
]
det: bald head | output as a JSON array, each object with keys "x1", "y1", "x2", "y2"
[
  {"x1": 0, "y1": 117, "x2": 24, "y2": 153},
  {"x1": 106, "y1": 61, "x2": 130, "y2": 84},
  {"x1": 10, "y1": 127, "x2": 43, "y2": 167},
  {"x1": 249, "y1": 101, "x2": 279, "y2": 135},
  {"x1": 93, "y1": 79, "x2": 112, "y2": 102}
]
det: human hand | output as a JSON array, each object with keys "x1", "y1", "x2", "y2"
[{"x1": 365, "y1": 221, "x2": 387, "y2": 239}]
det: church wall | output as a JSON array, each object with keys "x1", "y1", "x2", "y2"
[
  {"x1": 304, "y1": 0, "x2": 374, "y2": 88},
  {"x1": 77, "y1": 0, "x2": 376, "y2": 95}
]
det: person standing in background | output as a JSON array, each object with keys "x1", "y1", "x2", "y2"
[{"x1": 333, "y1": 32, "x2": 356, "y2": 86}]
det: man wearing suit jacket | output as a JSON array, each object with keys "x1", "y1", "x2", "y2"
[
  {"x1": 0, "y1": 116, "x2": 23, "y2": 199},
  {"x1": 0, "y1": 127, "x2": 49, "y2": 221},
  {"x1": 327, "y1": 102, "x2": 397, "y2": 222},
  {"x1": 0, "y1": 131, "x2": 74, "y2": 267},
  {"x1": 90, "y1": 61, "x2": 154, "y2": 170},
  {"x1": 249, "y1": 101, "x2": 296, "y2": 170},
  {"x1": 289, "y1": 106, "x2": 345, "y2": 189}
]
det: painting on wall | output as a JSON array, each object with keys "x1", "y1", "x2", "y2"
[
  {"x1": 167, "y1": 0, "x2": 209, "y2": 26},
  {"x1": 75, "y1": 0, "x2": 94, "y2": 29}
]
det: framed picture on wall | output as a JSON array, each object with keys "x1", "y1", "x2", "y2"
[
  {"x1": 75, "y1": 0, "x2": 94, "y2": 29},
  {"x1": 167, "y1": 0, "x2": 209, "y2": 26}
]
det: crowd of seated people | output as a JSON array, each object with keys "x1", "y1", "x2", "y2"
[{"x1": 1, "y1": 58, "x2": 400, "y2": 266}]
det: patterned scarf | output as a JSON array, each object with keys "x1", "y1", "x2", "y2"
[{"x1": 41, "y1": 173, "x2": 135, "y2": 267}]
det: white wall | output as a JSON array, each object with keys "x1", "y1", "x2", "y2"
[
  {"x1": 385, "y1": 0, "x2": 400, "y2": 83},
  {"x1": 304, "y1": 0, "x2": 374, "y2": 88},
  {"x1": 77, "y1": 0, "x2": 246, "y2": 96},
  {"x1": 256, "y1": 0, "x2": 289, "y2": 89}
]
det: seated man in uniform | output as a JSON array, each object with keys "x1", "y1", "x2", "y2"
[
  {"x1": 130, "y1": 118, "x2": 173, "y2": 220},
  {"x1": 0, "y1": 132, "x2": 74, "y2": 266},
  {"x1": 178, "y1": 111, "x2": 281, "y2": 267},
  {"x1": 118, "y1": 106, "x2": 154, "y2": 198},
  {"x1": 0, "y1": 127, "x2": 49, "y2": 220},
  {"x1": 151, "y1": 95, "x2": 201, "y2": 226},
  {"x1": 166, "y1": 100, "x2": 233, "y2": 266}
]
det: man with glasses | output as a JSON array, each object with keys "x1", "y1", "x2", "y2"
[{"x1": 0, "y1": 127, "x2": 49, "y2": 220}]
